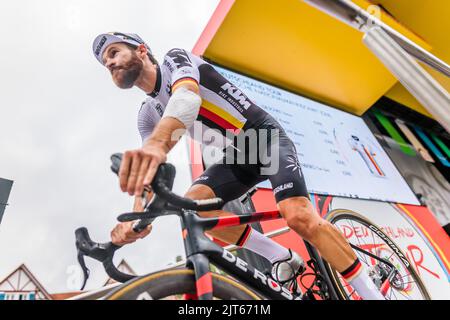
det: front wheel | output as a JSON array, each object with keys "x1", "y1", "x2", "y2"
[
  {"x1": 323, "y1": 209, "x2": 430, "y2": 300},
  {"x1": 104, "y1": 268, "x2": 263, "y2": 300}
]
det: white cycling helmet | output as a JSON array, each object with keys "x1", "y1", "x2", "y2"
[{"x1": 92, "y1": 32, "x2": 152, "y2": 65}]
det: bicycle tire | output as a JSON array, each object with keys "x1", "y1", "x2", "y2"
[
  {"x1": 323, "y1": 209, "x2": 431, "y2": 300},
  {"x1": 104, "y1": 268, "x2": 263, "y2": 300}
]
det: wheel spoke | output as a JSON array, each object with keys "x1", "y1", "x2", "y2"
[
  {"x1": 350, "y1": 219, "x2": 371, "y2": 250},
  {"x1": 398, "y1": 273, "x2": 412, "y2": 280},
  {"x1": 401, "y1": 280, "x2": 419, "y2": 286},
  {"x1": 370, "y1": 228, "x2": 378, "y2": 249},
  {"x1": 330, "y1": 213, "x2": 428, "y2": 301},
  {"x1": 387, "y1": 251, "x2": 395, "y2": 261},
  {"x1": 348, "y1": 219, "x2": 369, "y2": 266}
]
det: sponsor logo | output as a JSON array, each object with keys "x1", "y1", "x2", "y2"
[
  {"x1": 220, "y1": 83, "x2": 252, "y2": 110},
  {"x1": 222, "y1": 250, "x2": 294, "y2": 300},
  {"x1": 368, "y1": 225, "x2": 410, "y2": 267},
  {"x1": 273, "y1": 182, "x2": 294, "y2": 195},
  {"x1": 154, "y1": 103, "x2": 164, "y2": 117},
  {"x1": 195, "y1": 176, "x2": 209, "y2": 182},
  {"x1": 179, "y1": 69, "x2": 191, "y2": 75},
  {"x1": 169, "y1": 49, "x2": 193, "y2": 68},
  {"x1": 95, "y1": 36, "x2": 107, "y2": 56},
  {"x1": 163, "y1": 59, "x2": 174, "y2": 73},
  {"x1": 285, "y1": 155, "x2": 301, "y2": 172}
]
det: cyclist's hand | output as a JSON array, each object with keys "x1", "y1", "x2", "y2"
[
  {"x1": 119, "y1": 146, "x2": 167, "y2": 196},
  {"x1": 111, "y1": 221, "x2": 152, "y2": 246}
]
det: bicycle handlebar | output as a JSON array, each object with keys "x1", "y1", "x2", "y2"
[
  {"x1": 75, "y1": 227, "x2": 134, "y2": 290},
  {"x1": 111, "y1": 153, "x2": 224, "y2": 211},
  {"x1": 75, "y1": 152, "x2": 224, "y2": 289}
]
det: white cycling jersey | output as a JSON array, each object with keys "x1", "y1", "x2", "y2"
[{"x1": 138, "y1": 48, "x2": 268, "y2": 148}]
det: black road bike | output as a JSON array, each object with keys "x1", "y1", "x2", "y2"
[{"x1": 75, "y1": 154, "x2": 430, "y2": 300}]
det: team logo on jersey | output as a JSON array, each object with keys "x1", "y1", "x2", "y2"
[
  {"x1": 273, "y1": 182, "x2": 294, "y2": 195},
  {"x1": 168, "y1": 49, "x2": 193, "y2": 68},
  {"x1": 286, "y1": 155, "x2": 301, "y2": 172},
  {"x1": 220, "y1": 83, "x2": 252, "y2": 111},
  {"x1": 163, "y1": 59, "x2": 174, "y2": 73},
  {"x1": 194, "y1": 176, "x2": 209, "y2": 182},
  {"x1": 154, "y1": 103, "x2": 164, "y2": 117}
]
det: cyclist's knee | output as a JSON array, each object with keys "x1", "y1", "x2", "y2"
[
  {"x1": 185, "y1": 184, "x2": 219, "y2": 218},
  {"x1": 287, "y1": 213, "x2": 321, "y2": 240},
  {"x1": 185, "y1": 184, "x2": 216, "y2": 200}
]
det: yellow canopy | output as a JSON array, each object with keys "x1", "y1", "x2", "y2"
[{"x1": 197, "y1": 0, "x2": 450, "y2": 119}]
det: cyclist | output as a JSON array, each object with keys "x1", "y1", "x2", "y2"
[{"x1": 92, "y1": 32, "x2": 384, "y2": 299}]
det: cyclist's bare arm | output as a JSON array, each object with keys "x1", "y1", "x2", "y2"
[{"x1": 119, "y1": 82, "x2": 200, "y2": 197}]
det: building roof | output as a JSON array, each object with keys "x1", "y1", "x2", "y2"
[{"x1": 0, "y1": 264, "x2": 52, "y2": 300}]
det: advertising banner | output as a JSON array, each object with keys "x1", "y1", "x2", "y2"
[
  {"x1": 311, "y1": 194, "x2": 450, "y2": 299},
  {"x1": 214, "y1": 65, "x2": 419, "y2": 205}
]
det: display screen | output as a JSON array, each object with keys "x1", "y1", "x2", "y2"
[{"x1": 214, "y1": 65, "x2": 419, "y2": 205}]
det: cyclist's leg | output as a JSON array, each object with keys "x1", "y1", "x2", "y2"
[
  {"x1": 185, "y1": 183, "x2": 247, "y2": 244},
  {"x1": 267, "y1": 132, "x2": 384, "y2": 300},
  {"x1": 186, "y1": 162, "x2": 291, "y2": 264}
]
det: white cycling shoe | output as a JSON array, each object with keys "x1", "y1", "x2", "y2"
[{"x1": 271, "y1": 249, "x2": 306, "y2": 295}]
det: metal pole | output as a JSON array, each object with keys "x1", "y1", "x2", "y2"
[
  {"x1": 303, "y1": 0, "x2": 450, "y2": 132},
  {"x1": 363, "y1": 27, "x2": 450, "y2": 132},
  {"x1": 303, "y1": 0, "x2": 450, "y2": 77}
]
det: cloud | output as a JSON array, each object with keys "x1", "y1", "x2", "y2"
[{"x1": 0, "y1": 0, "x2": 220, "y2": 292}]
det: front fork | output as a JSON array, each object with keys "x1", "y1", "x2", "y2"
[
  {"x1": 187, "y1": 254, "x2": 214, "y2": 300},
  {"x1": 300, "y1": 258, "x2": 332, "y2": 300},
  {"x1": 350, "y1": 244, "x2": 400, "y2": 298},
  {"x1": 181, "y1": 212, "x2": 214, "y2": 300}
]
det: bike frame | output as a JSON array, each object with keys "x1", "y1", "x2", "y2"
[
  {"x1": 76, "y1": 199, "x2": 398, "y2": 300},
  {"x1": 136, "y1": 206, "x2": 396, "y2": 300},
  {"x1": 76, "y1": 201, "x2": 400, "y2": 300},
  {"x1": 182, "y1": 209, "x2": 294, "y2": 300},
  {"x1": 79, "y1": 158, "x2": 398, "y2": 300}
]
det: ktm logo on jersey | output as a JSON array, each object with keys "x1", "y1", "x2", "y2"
[{"x1": 220, "y1": 83, "x2": 251, "y2": 110}]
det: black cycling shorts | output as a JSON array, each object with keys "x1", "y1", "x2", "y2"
[{"x1": 192, "y1": 115, "x2": 309, "y2": 203}]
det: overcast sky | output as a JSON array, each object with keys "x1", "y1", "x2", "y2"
[{"x1": 0, "y1": 0, "x2": 221, "y2": 292}]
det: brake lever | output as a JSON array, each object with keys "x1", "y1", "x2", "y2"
[
  {"x1": 110, "y1": 153, "x2": 165, "y2": 230},
  {"x1": 75, "y1": 227, "x2": 135, "y2": 290},
  {"x1": 76, "y1": 250, "x2": 90, "y2": 291},
  {"x1": 74, "y1": 154, "x2": 178, "y2": 290}
]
